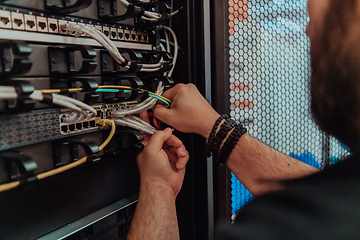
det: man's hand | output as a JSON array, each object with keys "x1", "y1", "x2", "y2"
[
  {"x1": 137, "y1": 127, "x2": 189, "y2": 197},
  {"x1": 153, "y1": 83, "x2": 220, "y2": 139}
]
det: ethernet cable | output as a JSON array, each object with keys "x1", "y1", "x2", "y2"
[
  {"x1": 163, "y1": 26, "x2": 178, "y2": 77},
  {"x1": 114, "y1": 115, "x2": 156, "y2": 135},
  {"x1": 0, "y1": 119, "x2": 116, "y2": 193}
]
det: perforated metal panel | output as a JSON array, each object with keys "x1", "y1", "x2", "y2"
[{"x1": 227, "y1": 0, "x2": 350, "y2": 214}]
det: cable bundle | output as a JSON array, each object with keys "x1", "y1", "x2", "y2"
[{"x1": 61, "y1": 23, "x2": 164, "y2": 72}]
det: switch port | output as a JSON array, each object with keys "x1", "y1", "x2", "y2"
[
  {"x1": 76, "y1": 123, "x2": 82, "y2": 130},
  {"x1": 12, "y1": 13, "x2": 24, "y2": 30},
  {"x1": 143, "y1": 34, "x2": 149, "y2": 42},
  {"x1": 90, "y1": 120, "x2": 96, "y2": 127},
  {"x1": 110, "y1": 27, "x2": 117, "y2": 40},
  {"x1": 83, "y1": 122, "x2": 89, "y2": 128},
  {"x1": 0, "y1": 10, "x2": 12, "y2": 29},
  {"x1": 103, "y1": 26, "x2": 110, "y2": 38},
  {"x1": 48, "y1": 18, "x2": 58, "y2": 33},
  {"x1": 61, "y1": 125, "x2": 68, "y2": 133},
  {"x1": 58, "y1": 20, "x2": 68, "y2": 35},
  {"x1": 131, "y1": 30, "x2": 137, "y2": 41},
  {"x1": 69, "y1": 124, "x2": 75, "y2": 131},
  {"x1": 137, "y1": 34, "x2": 142, "y2": 41},
  {"x1": 95, "y1": 25, "x2": 102, "y2": 33},
  {"x1": 118, "y1": 28, "x2": 124, "y2": 40},
  {"x1": 36, "y1": 16, "x2": 48, "y2": 32},
  {"x1": 24, "y1": 14, "x2": 36, "y2": 31},
  {"x1": 77, "y1": 22, "x2": 86, "y2": 36}
]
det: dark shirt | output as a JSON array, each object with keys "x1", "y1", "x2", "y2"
[{"x1": 215, "y1": 155, "x2": 360, "y2": 239}]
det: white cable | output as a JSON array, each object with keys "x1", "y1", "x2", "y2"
[
  {"x1": 164, "y1": 30, "x2": 170, "y2": 52},
  {"x1": 163, "y1": 26, "x2": 178, "y2": 77},
  {"x1": 114, "y1": 119, "x2": 156, "y2": 135},
  {"x1": 54, "y1": 94, "x2": 97, "y2": 115},
  {"x1": 109, "y1": 82, "x2": 164, "y2": 117},
  {"x1": 0, "y1": 92, "x2": 18, "y2": 99},
  {"x1": 0, "y1": 86, "x2": 16, "y2": 93}
]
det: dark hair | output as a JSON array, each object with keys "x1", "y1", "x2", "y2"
[{"x1": 310, "y1": 0, "x2": 360, "y2": 150}]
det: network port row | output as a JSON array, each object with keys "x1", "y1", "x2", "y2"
[
  {"x1": 61, "y1": 120, "x2": 98, "y2": 134},
  {"x1": 0, "y1": 10, "x2": 149, "y2": 43}
]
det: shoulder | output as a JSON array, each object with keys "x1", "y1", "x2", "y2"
[{"x1": 215, "y1": 155, "x2": 360, "y2": 240}]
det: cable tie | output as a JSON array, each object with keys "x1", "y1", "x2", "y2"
[{"x1": 40, "y1": 93, "x2": 54, "y2": 104}]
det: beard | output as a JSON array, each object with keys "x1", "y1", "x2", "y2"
[{"x1": 310, "y1": 0, "x2": 360, "y2": 150}]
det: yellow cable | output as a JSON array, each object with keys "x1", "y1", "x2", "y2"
[
  {"x1": 0, "y1": 181, "x2": 21, "y2": 192},
  {"x1": 40, "y1": 88, "x2": 83, "y2": 94},
  {"x1": 96, "y1": 119, "x2": 116, "y2": 151},
  {"x1": 98, "y1": 85, "x2": 134, "y2": 91},
  {"x1": 0, "y1": 120, "x2": 116, "y2": 192}
]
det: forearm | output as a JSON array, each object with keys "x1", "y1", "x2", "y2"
[
  {"x1": 226, "y1": 133, "x2": 319, "y2": 196},
  {"x1": 127, "y1": 181, "x2": 179, "y2": 240}
]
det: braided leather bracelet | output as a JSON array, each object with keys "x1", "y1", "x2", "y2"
[
  {"x1": 216, "y1": 124, "x2": 247, "y2": 165},
  {"x1": 205, "y1": 114, "x2": 228, "y2": 157},
  {"x1": 211, "y1": 118, "x2": 237, "y2": 155}
]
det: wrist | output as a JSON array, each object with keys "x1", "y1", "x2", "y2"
[
  {"x1": 200, "y1": 112, "x2": 221, "y2": 139},
  {"x1": 140, "y1": 178, "x2": 176, "y2": 200}
]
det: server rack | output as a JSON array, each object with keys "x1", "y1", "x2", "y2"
[{"x1": 0, "y1": 1, "x2": 212, "y2": 239}]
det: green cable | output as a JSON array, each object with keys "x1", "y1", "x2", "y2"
[
  {"x1": 96, "y1": 89, "x2": 120, "y2": 93},
  {"x1": 96, "y1": 89, "x2": 133, "y2": 93},
  {"x1": 149, "y1": 93, "x2": 170, "y2": 106},
  {"x1": 95, "y1": 90, "x2": 169, "y2": 106}
]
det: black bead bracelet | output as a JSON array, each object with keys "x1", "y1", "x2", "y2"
[
  {"x1": 211, "y1": 118, "x2": 237, "y2": 155},
  {"x1": 216, "y1": 124, "x2": 247, "y2": 165},
  {"x1": 205, "y1": 114, "x2": 228, "y2": 158}
]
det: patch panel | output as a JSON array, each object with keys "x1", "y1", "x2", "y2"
[
  {"x1": 0, "y1": 8, "x2": 151, "y2": 44},
  {"x1": 11, "y1": 12, "x2": 24, "y2": 30},
  {"x1": 0, "y1": 10, "x2": 11, "y2": 29}
]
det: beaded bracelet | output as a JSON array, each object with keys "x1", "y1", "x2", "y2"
[
  {"x1": 216, "y1": 124, "x2": 247, "y2": 165},
  {"x1": 205, "y1": 114, "x2": 228, "y2": 157},
  {"x1": 211, "y1": 118, "x2": 237, "y2": 155}
]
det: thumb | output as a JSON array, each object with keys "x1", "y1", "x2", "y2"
[{"x1": 145, "y1": 128, "x2": 173, "y2": 152}]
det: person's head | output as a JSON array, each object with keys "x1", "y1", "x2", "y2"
[{"x1": 308, "y1": 0, "x2": 360, "y2": 150}]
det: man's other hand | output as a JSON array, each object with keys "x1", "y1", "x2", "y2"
[{"x1": 137, "y1": 128, "x2": 189, "y2": 197}]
